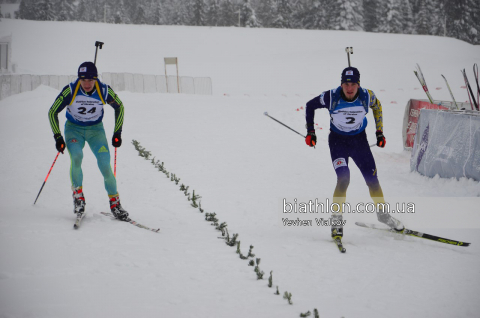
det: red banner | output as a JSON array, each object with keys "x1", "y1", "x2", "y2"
[{"x1": 404, "y1": 100, "x2": 448, "y2": 149}]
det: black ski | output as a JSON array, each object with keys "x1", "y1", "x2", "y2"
[
  {"x1": 474, "y1": 63, "x2": 480, "y2": 105},
  {"x1": 333, "y1": 237, "x2": 346, "y2": 253},
  {"x1": 100, "y1": 212, "x2": 160, "y2": 233},
  {"x1": 73, "y1": 212, "x2": 86, "y2": 229},
  {"x1": 355, "y1": 222, "x2": 470, "y2": 247},
  {"x1": 461, "y1": 68, "x2": 479, "y2": 111}
]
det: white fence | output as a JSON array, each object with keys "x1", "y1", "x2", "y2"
[{"x1": 0, "y1": 73, "x2": 212, "y2": 100}]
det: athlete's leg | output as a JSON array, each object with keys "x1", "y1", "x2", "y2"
[
  {"x1": 65, "y1": 122, "x2": 86, "y2": 190},
  {"x1": 349, "y1": 132, "x2": 384, "y2": 203},
  {"x1": 329, "y1": 132, "x2": 351, "y2": 205},
  {"x1": 350, "y1": 132, "x2": 404, "y2": 230},
  {"x1": 85, "y1": 123, "x2": 118, "y2": 196},
  {"x1": 328, "y1": 132, "x2": 351, "y2": 237}
]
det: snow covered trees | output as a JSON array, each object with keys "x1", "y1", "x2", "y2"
[{"x1": 12, "y1": 0, "x2": 480, "y2": 45}]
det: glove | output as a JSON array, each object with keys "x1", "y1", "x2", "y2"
[
  {"x1": 376, "y1": 130, "x2": 386, "y2": 148},
  {"x1": 112, "y1": 132, "x2": 122, "y2": 148},
  {"x1": 54, "y1": 133, "x2": 65, "y2": 154},
  {"x1": 305, "y1": 130, "x2": 317, "y2": 147}
]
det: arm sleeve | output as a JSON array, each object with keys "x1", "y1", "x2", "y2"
[
  {"x1": 106, "y1": 86, "x2": 124, "y2": 134},
  {"x1": 48, "y1": 85, "x2": 71, "y2": 136},
  {"x1": 368, "y1": 89, "x2": 383, "y2": 131},
  {"x1": 305, "y1": 91, "x2": 329, "y2": 131}
]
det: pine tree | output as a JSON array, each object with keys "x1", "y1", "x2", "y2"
[
  {"x1": 414, "y1": 0, "x2": 429, "y2": 35},
  {"x1": 272, "y1": 0, "x2": 293, "y2": 29},
  {"x1": 18, "y1": 0, "x2": 35, "y2": 20},
  {"x1": 93, "y1": 0, "x2": 107, "y2": 23},
  {"x1": 207, "y1": 0, "x2": 220, "y2": 26},
  {"x1": 123, "y1": 0, "x2": 137, "y2": 22},
  {"x1": 133, "y1": 3, "x2": 147, "y2": 24},
  {"x1": 218, "y1": 0, "x2": 237, "y2": 26},
  {"x1": 112, "y1": 0, "x2": 130, "y2": 24},
  {"x1": 56, "y1": 0, "x2": 75, "y2": 22},
  {"x1": 401, "y1": 0, "x2": 414, "y2": 34},
  {"x1": 102, "y1": 0, "x2": 117, "y2": 24},
  {"x1": 255, "y1": 0, "x2": 276, "y2": 28},
  {"x1": 333, "y1": 0, "x2": 364, "y2": 31},
  {"x1": 36, "y1": 0, "x2": 56, "y2": 21},
  {"x1": 429, "y1": 0, "x2": 445, "y2": 36},
  {"x1": 192, "y1": 0, "x2": 208, "y2": 26},
  {"x1": 465, "y1": 0, "x2": 479, "y2": 44},
  {"x1": 147, "y1": 0, "x2": 165, "y2": 25},
  {"x1": 378, "y1": 0, "x2": 404, "y2": 33},
  {"x1": 240, "y1": 0, "x2": 260, "y2": 28},
  {"x1": 364, "y1": 0, "x2": 379, "y2": 32},
  {"x1": 76, "y1": 0, "x2": 88, "y2": 22},
  {"x1": 290, "y1": 1, "x2": 307, "y2": 29},
  {"x1": 167, "y1": 0, "x2": 192, "y2": 25}
]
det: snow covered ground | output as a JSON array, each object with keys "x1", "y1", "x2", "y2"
[{"x1": 0, "y1": 19, "x2": 479, "y2": 318}]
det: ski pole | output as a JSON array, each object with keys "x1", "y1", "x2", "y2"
[
  {"x1": 94, "y1": 41, "x2": 104, "y2": 65},
  {"x1": 114, "y1": 147, "x2": 117, "y2": 178},
  {"x1": 34, "y1": 152, "x2": 61, "y2": 205},
  {"x1": 345, "y1": 47, "x2": 353, "y2": 67},
  {"x1": 264, "y1": 112, "x2": 306, "y2": 138}
]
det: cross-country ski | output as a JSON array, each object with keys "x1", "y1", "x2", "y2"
[
  {"x1": 100, "y1": 212, "x2": 160, "y2": 233},
  {"x1": 355, "y1": 222, "x2": 471, "y2": 247}
]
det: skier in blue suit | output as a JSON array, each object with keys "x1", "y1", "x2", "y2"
[{"x1": 305, "y1": 67, "x2": 404, "y2": 239}]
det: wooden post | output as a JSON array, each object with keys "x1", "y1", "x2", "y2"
[{"x1": 164, "y1": 57, "x2": 180, "y2": 93}]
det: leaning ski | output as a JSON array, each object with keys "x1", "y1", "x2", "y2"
[
  {"x1": 355, "y1": 222, "x2": 470, "y2": 247},
  {"x1": 473, "y1": 63, "x2": 480, "y2": 106},
  {"x1": 100, "y1": 212, "x2": 160, "y2": 233},
  {"x1": 73, "y1": 212, "x2": 86, "y2": 229},
  {"x1": 333, "y1": 236, "x2": 346, "y2": 253},
  {"x1": 441, "y1": 74, "x2": 459, "y2": 109},
  {"x1": 461, "y1": 69, "x2": 479, "y2": 111},
  {"x1": 414, "y1": 64, "x2": 434, "y2": 104}
]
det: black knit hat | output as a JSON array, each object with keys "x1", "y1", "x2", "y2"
[
  {"x1": 78, "y1": 61, "x2": 98, "y2": 79},
  {"x1": 341, "y1": 67, "x2": 360, "y2": 84}
]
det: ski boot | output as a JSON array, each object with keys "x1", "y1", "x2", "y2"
[
  {"x1": 377, "y1": 210, "x2": 404, "y2": 232},
  {"x1": 331, "y1": 214, "x2": 344, "y2": 239},
  {"x1": 109, "y1": 196, "x2": 130, "y2": 221},
  {"x1": 72, "y1": 187, "x2": 86, "y2": 215},
  {"x1": 331, "y1": 214, "x2": 346, "y2": 252}
]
